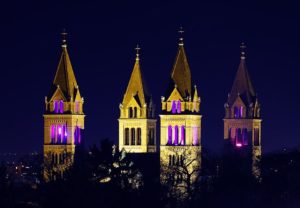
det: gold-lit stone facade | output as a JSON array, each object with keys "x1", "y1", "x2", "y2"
[
  {"x1": 118, "y1": 53, "x2": 156, "y2": 153},
  {"x1": 43, "y1": 40, "x2": 85, "y2": 181},
  {"x1": 224, "y1": 43, "x2": 262, "y2": 176},
  {"x1": 160, "y1": 41, "x2": 202, "y2": 194}
]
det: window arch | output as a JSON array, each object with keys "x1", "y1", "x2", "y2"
[
  {"x1": 167, "y1": 125, "x2": 172, "y2": 145},
  {"x1": 128, "y1": 107, "x2": 133, "y2": 118},
  {"x1": 174, "y1": 125, "x2": 179, "y2": 145},
  {"x1": 177, "y1": 100, "x2": 181, "y2": 113},
  {"x1": 125, "y1": 128, "x2": 129, "y2": 145},
  {"x1": 137, "y1": 128, "x2": 141, "y2": 145},
  {"x1": 180, "y1": 125, "x2": 185, "y2": 145},
  {"x1": 242, "y1": 128, "x2": 248, "y2": 145},
  {"x1": 134, "y1": 107, "x2": 137, "y2": 118},
  {"x1": 131, "y1": 128, "x2": 136, "y2": 145},
  {"x1": 236, "y1": 128, "x2": 242, "y2": 147},
  {"x1": 171, "y1": 101, "x2": 176, "y2": 114}
]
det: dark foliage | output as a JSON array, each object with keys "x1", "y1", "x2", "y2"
[{"x1": 1, "y1": 145, "x2": 300, "y2": 208}]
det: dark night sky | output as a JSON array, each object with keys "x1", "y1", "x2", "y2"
[{"x1": 0, "y1": 1, "x2": 299, "y2": 154}]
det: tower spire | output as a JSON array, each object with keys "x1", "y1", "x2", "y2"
[
  {"x1": 178, "y1": 26, "x2": 184, "y2": 46},
  {"x1": 61, "y1": 28, "x2": 68, "y2": 48},
  {"x1": 135, "y1": 44, "x2": 141, "y2": 61},
  {"x1": 240, "y1": 42, "x2": 246, "y2": 59}
]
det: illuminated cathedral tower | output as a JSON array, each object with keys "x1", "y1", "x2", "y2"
[
  {"x1": 118, "y1": 46, "x2": 157, "y2": 153},
  {"x1": 223, "y1": 43, "x2": 261, "y2": 175},
  {"x1": 160, "y1": 30, "x2": 201, "y2": 193},
  {"x1": 43, "y1": 32, "x2": 85, "y2": 181}
]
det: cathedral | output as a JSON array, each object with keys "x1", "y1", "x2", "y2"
[
  {"x1": 43, "y1": 30, "x2": 262, "y2": 182},
  {"x1": 223, "y1": 43, "x2": 262, "y2": 175},
  {"x1": 43, "y1": 32, "x2": 85, "y2": 181}
]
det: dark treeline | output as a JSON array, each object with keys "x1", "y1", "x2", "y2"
[{"x1": 1, "y1": 140, "x2": 300, "y2": 208}]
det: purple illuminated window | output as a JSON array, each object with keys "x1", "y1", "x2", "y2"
[
  {"x1": 171, "y1": 101, "x2": 176, "y2": 114},
  {"x1": 174, "y1": 126, "x2": 178, "y2": 145},
  {"x1": 59, "y1": 100, "x2": 64, "y2": 113},
  {"x1": 63, "y1": 125, "x2": 68, "y2": 144},
  {"x1": 177, "y1": 100, "x2": 181, "y2": 113},
  {"x1": 240, "y1": 106, "x2": 243, "y2": 118},
  {"x1": 181, "y1": 126, "x2": 185, "y2": 145},
  {"x1": 234, "y1": 106, "x2": 239, "y2": 118},
  {"x1": 51, "y1": 125, "x2": 56, "y2": 143},
  {"x1": 74, "y1": 126, "x2": 81, "y2": 144},
  {"x1": 242, "y1": 128, "x2": 248, "y2": 145},
  {"x1": 235, "y1": 128, "x2": 242, "y2": 147},
  {"x1": 54, "y1": 101, "x2": 59, "y2": 113},
  {"x1": 167, "y1": 125, "x2": 172, "y2": 145},
  {"x1": 193, "y1": 127, "x2": 198, "y2": 145}
]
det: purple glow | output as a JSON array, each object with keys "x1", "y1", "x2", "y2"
[
  {"x1": 51, "y1": 125, "x2": 55, "y2": 143},
  {"x1": 242, "y1": 128, "x2": 248, "y2": 145},
  {"x1": 177, "y1": 100, "x2": 181, "y2": 113},
  {"x1": 171, "y1": 101, "x2": 176, "y2": 114},
  {"x1": 193, "y1": 127, "x2": 198, "y2": 145},
  {"x1": 60, "y1": 100, "x2": 64, "y2": 113},
  {"x1": 240, "y1": 106, "x2": 243, "y2": 118},
  {"x1": 74, "y1": 126, "x2": 81, "y2": 144},
  {"x1": 236, "y1": 143, "x2": 242, "y2": 147},
  {"x1": 174, "y1": 126, "x2": 178, "y2": 145},
  {"x1": 181, "y1": 126, "x2": 185, "y2": 145},
  {"x1": 167, "y1": 125, "x2": 172, "y2": 145},
  {"x1": 54, "y1": 101, "x2": 59, "y2": 113}
]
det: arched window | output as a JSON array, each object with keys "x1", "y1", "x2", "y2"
[
  {"x1": 242, "y1": 128, "x2": 248, "y2": 145},
  {"x1": 54, "y1": 101, "x2": 59, "y2": 113},
  {"x1": 193, "y1": 127, "x2": 198, "y2": 145},
  {"x1": 239, "y1": 106, "x2": 243, "y2": 118},
  {"x1": 174, "y1": 125, "x2": 178, "y2": 145},
  {"x1": 167, "y1": 125, "x2": 172, "y2": 145},
  {"x1": 171, "y1": 101, "x2": 176, "y2": 114},
  {"x1": 134, "y1": 107, "x2": 138, "y2": 118},
  {"x1": 180, "y1": 126, "x2": 185, "y2": 145},
  {"x1": 131, "y1": 128, "x2": 136, "y2": 145},
  {"x1": 57, "y1": 125, "x2": 62, "y2": 143},
  {"x1": 128, "y1": 107, "x2": 133, "y2": 118},
  {"x1": 59, "y1": 100, "x2": 64, "y2": 113},
  {"x1": 74, "y1": 126, "x2": 81, "y2": 144},
  {"x1": 177, "y1": 100, "x2": 181, "y2": 113},
  {"x1": 125, "y1": 128, "x2": 129, "y2": 145},
  {"x1": 137, "y1": 128, "x2": 141, "y2": 145},
  {"x1": 254, "y1": 128, "x2": 260, "y2": 146},
  {"x1": 236, "y1": 128, "x2": 242, "y2": 147},
  {"x1": 234, "y1": 106, "x2": 239, "y2": 118},
  {"x1": 51, "y1": 125, "x2": 56, "y2": 143}
]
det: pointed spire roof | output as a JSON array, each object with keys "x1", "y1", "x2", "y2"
[
  {"x1": 122, "y1": 45, "x2": 148, "y2": 107},
  {"x1": 228, "y1": 43, "x2": 256, "y2": 106},
  {"x1": 48, "y1": 31, "x2": 79, "y2": 101},
  {"x1": 166, "y1": 27, "x2": 192, "y2": 98}
]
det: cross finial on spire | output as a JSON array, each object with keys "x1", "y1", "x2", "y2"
[
  {"x1": 240, "y1": 42, "x2": 246, "y2": 59},
  {"x1": 61, "y1": 28, "x2": 68, "y2": 47},
  {"x1": 178, "y1": 26, "x2": 184, "y2": 46},
  {"x1": 135, "y1": 44, "x2": 141, "y2": 60}
]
